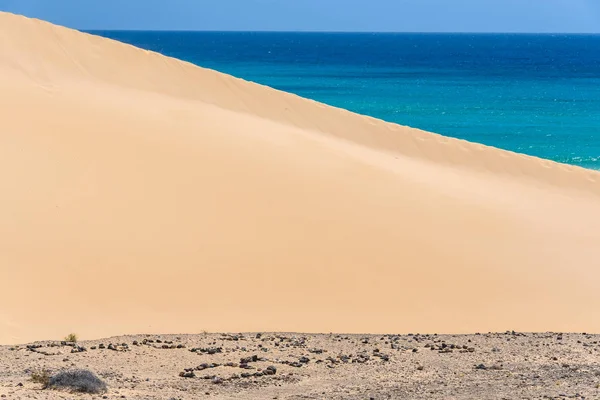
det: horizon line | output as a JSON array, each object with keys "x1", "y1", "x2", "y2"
[{"x1": 82, "y1": 29, "x2": 600, "y2": 35}]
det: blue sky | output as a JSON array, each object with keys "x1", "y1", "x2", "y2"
[{"x1": 1, "y1": 0, "x2": 599, "y2": 32}]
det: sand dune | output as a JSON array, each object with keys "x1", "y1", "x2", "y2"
[{"x1": 1, "y1": 12, "x2": 600, "y2": 345}]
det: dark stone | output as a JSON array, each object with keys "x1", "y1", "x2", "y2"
[
  {"x1": 240, "y1": 355, "x2": 259, "y2": 364},
  {"x1": 196, "y1": 364, "x2": 209, "y2": 371},
  {"x1": 264, "y1": 366, "x2": 277, "y2": 375},
  {"x1": 71, "y1": 345, "x2": 87, "y2": 353},
  {"x1": 201, "y1": 347, "x2": 222, "y2": 355}
]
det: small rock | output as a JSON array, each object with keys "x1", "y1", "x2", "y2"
[
  {"x1": 264, "y1": 366, "x2": 277, "y2": 375},
  {"x1": 71, "y1": 345, "x2": 87, "y2": 353},
  {"x1": 179, "y1": 371, "x2": 195, "y2": 378}
]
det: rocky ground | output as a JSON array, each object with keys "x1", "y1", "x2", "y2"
[{"x1": 1, "y1": 332, "x2": 599, "y2": 399}]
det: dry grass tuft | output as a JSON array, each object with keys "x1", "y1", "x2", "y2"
[
  {"x1": 30, "y1": 368, "x2": 51, "y2": 388},
  {"x1": 64, "y1": 333, "x2": 78, "y2": 343}
]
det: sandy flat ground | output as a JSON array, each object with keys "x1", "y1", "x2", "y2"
[
  {"x1": 1, "y1": 11, "x2": 600, "y2": 345},
  {"x1": 1, "y1": 332, "x2": 600, "y2": 399}
]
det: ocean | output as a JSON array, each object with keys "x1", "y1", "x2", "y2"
[{"x1": 89, "y1": 31, "x2": 600, "y2": 169}]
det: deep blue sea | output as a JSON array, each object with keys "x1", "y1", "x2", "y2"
[{"x1": 90, "y1": 31, "x2": 600, "y2": 169}]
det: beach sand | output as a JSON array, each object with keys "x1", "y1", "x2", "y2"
[{"x1": 1, "y1": 12, "x2": 600, "y2": 345}]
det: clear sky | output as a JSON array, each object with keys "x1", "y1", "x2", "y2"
[{"x1": 1, "y1": 0, "x2": 599, "y2": 33}]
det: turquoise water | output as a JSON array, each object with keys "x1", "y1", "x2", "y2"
[{"x1": 90, "y1": 32, "x2": 600, "y2": 169}]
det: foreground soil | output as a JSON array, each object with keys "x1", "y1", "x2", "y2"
[{"x1": 1, "y1": 332, "x2": 599, "y2": 399}]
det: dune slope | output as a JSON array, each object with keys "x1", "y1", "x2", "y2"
[{"x1": 1, "y1": 12, "x2": 600, "y2": 344}]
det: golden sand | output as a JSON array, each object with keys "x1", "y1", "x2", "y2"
[{"x1": 1, "y1": 12, "x2": 599, "y2": 344}]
